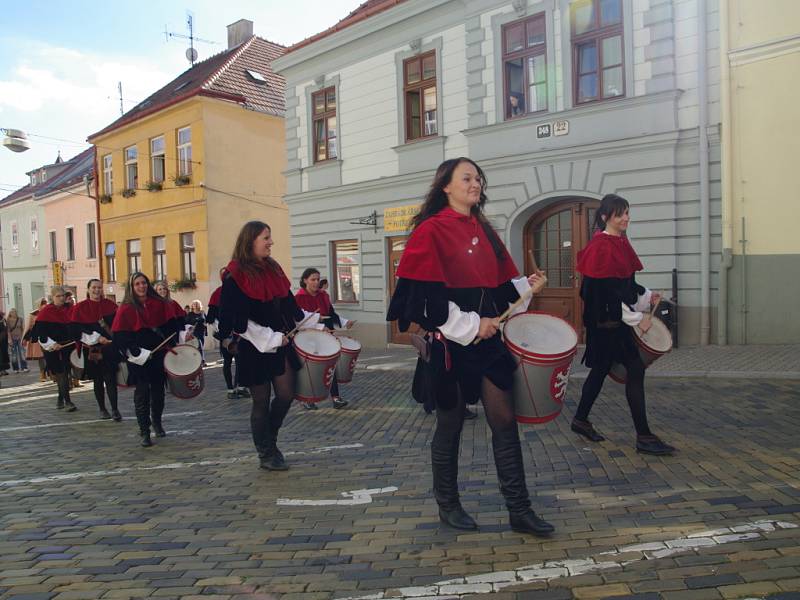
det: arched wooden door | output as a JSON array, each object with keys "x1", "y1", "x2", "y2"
[{"x1": 524, "y1": 199, "x2": 599, "y2": 340}]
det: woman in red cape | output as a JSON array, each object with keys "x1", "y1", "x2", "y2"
[
  {"x1": 112, "y1": 272, "x2": 182, "y2": 447},
  {"x1": 31, "y1": 286, "x2": 76, "y2": 411},
  {"x1": 572, "y1": 194, "x2": 675, "y2": 456},
  {"x1": 70, "y1": 279, "x2": 122, "y2": 421},
  {"x1": 386, "y1": 158, "x2": 553, "y2": 537},
  {"x1": 217, "y1": 221, "x2": 304, "y2": 471},
  {"x1": 295, "y1": 267, "x2": 353, "y2": 410}
]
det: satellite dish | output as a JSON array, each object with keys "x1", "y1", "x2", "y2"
[
  {"x1": 186, "y1": 47, "x2": 198, "y2": 63},
  {"x1": 2, "y1": 128, "x2": 30, "y2": 153}
]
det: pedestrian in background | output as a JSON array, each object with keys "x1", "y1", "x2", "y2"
[
  {"x1": 186, "y1": 300, "x2": 207, "y2": 366},
  {"x1": 6, "y1": 308, "x2": 27, "y2": 373},
  {"x1": 24, "y1": 298, "x2": 49, "y2": 382},
  {"x1": 0, "y1": 312, "x2": 10, "y2": 376}
]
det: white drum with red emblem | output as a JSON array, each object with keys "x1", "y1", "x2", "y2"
[
  {"x1": 293, "y1": 330, "x2": 341, "y2": 403},
  {"x1": 69, "y1": 349, "x2": 86, "y2": 380},
  {"x1": 609, "y1": 317, "x2": 673, "y2": 383},
  {"x1": 503, "y1": 312, "x2": 578, "y2": 424},
  {"x1": 163, "y1": 344, "x2": 205, "y2": 399},
  {"x1": 334, "y1": 335, "x2": 361, "y2": 384}
]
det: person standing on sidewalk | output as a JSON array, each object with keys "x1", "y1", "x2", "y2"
[
  {"x1": 70, "y1": 279, "x2": 122, "y2": 422},
  {"x1": 112, "y1": 272, "x2": 182, "y2": 447},
  {"x1": 7, "y1": 308, "x2": 28, "y2": 373},
  {"x1": 295, "y1": 267, "x2": 352, "y2": 410},
  {"x1": 23, "y1": 298, "x2": 49, "y2": 382},
  {"x1": 31, "y1": 287, "x2": 77, "y2": 411},
  {"x1": 571, "y1": 193, "x2": 675, "y2": 456},
  {"x1": 218, "y1": 221, "x2": 304, "y2": 472},
  {"x1": 185, "y1": 300, "x2": 207, "y2": 366},
  {"x1": 386, "y1": 157, "x2": 554, "y2": 537},
  {"x1": 208, "y1": 270, "x2": 249, "y2": 400}
]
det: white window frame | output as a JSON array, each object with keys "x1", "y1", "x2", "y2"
[
  {"x1": 65, "y1": 226, "x2": 75, "y2": 261},
  {"x1": 124, "y1": 145, "x2": 138, "y2": 190},
  {"x1": 105, "y1": 242, "x2": 117, "y2": 282},
  {"x1": 102, "y1": 154, "x2": 113, "y2": 195},
  {"x1": 150, "y1": 136, "x2": 165, "y2": 183},
  {"x1": 10, "y1": 220, "x2": 19, "y2": 255},
  {"x1": 49, "y1": 230, "x2": 57, "y2": 262},
  {"x1": 180, "y1": 232, "x2": 196, "y2": 280},
  {"x1": 86, "y1": 222, "x2": 97, "y2": 259},
  {"x1": 127, "y1": 239, "x2": 141, "y2": 274},
  {"x1": 153, "y1": 235, "x2": 167, "y2": 281},
  {"x1": 330, "y1": 239, "x2": 361, "y2": 305},
  {"x1": 30, "y1": 216, "x2": 39, "y2": 254},
  {"x1": 177, "y1": 127, "x2": 192, "y2": 176}
]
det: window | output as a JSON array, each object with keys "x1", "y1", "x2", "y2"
[
  {"x1": 331, "y1": 240, "x2": 360, "y2": 303},
  {"x1": 150, "y1": 136, "x2": 165, "y2": 183},
  {"x1": 181, "y1": 232, "x2": 196, "y2": 280},
  {"x1": 105, "y1": 242, "x2": 117, "y2": 282},
  {"x1": 49, "y1": 231, "x2": 57, "y2": 262},
  {"x1": 30, "y1": 173, "x2": 38, "y2": 186},
  {"x1": 153, "y1": 235, "x2": 167, "y2": 281},
  {"x1": 124, "y1": 146, "x2": 138, "y2": 189},
  {"x1": 403, "y1": 51, "x2": 438, "y2": 141},
  {"x1": 177, "y1": 127, "x2": 192, "y2": 176},
  {"x1": 102, "y1": 154, "x2": 113, "y2": 195},
  {"x1": 127, "y1": 239, "x2": 141, "y2": 274},
  {"x1": 11, "y1": 221, "x2": 19, "y2": 254},
  {"x1": 30, "y1": 217, "x2": 39, "y2": 253},
  {"x1": 41, "y1": 169, "x2": 47, "y2": 183},
  {"x1": 66, "y1": 227, "x2": 75, "y2": 261},
  {"x1": 86, "y1": 223, "x2": 97, "y2": 259},
  {"x1": 503, "y1": 13, "x2": 548, "y2": 118},
  {"x1": 311, "y1": 87, "x2": 337, "y2": 163},
  {"x1": 571, "y1": 0, "x2": 624, "y2": 104}
]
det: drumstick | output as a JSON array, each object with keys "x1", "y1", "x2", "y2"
[
  {"x1": 147, "y1": 332, "x2": 177, "y2": 359},
  {"x1": 287, "y1": 310, "x2": 320, "y2": 339},
  {"x1": 472, "y1": 286, "x2": 537, "y2": 345}
]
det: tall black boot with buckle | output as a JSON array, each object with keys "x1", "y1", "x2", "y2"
[
  {"x1": 431, "y1": 430, "x2": 477, "y2": 530},
  {"x1": 492, "y1": 429, "x2": 554, "y2": 536}
]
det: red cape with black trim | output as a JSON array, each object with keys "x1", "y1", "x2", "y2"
[{"x1": 576, "y1": 230, "x2": 643, "y2": 279}]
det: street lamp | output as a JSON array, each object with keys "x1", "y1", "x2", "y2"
[{"x1": 2, "y1": 128, "x2": 30, "y2": 153}]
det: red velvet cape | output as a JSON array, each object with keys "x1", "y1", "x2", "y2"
[
  {"x1": 111, "y1": 296, "x2": 174, "y2": 332},
  {"x1": 225, "y1": 259, "x2": 291, "y2": 301},
  {"x1": 576, "y1": 230, "x2": 643, "y2": 279},
  {"x1": 396, "y1": 207, "x2": 519, "y2": 288},
  {"x1": 71, "y1": 298, "x2": 117, "y2": 324},
  {"x1": 34, "y1": 303, "x2": 72, "y2": 324},
  {"x1": 295, "y1": 288, "x2": 333, "y2": 316},
  {"x1": 208, "y1": 286, "x2": 222, "y2": 308}
]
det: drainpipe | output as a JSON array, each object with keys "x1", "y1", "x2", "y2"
[
  {"x1": 718, "y1": 0, "x2": 733, "y2": 345},
  {"x1": 93, "y1": 145, "x2": 103, "y2": 283},
  {"x1": 698, "y1": 0, "x2": 710, "y2": 345}
]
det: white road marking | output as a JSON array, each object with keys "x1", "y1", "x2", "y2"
[
  {"x1": 0, "y1": 411, "x2": 205, "y2": 432},
  {"x1": 277, "y1": 486, "x2": 398, "y2": 506},
  {"x1": 336, "y1": 519, "x2": 798, "y2": 599},
  {"x1": 0, "y1": 443, "x2": 363, "y2": 488}
]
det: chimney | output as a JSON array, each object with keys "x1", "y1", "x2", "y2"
[{"x1": 227, "y1": 19, "x2": 254, "y2": 49}]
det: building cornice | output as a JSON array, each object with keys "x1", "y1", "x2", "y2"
[{"x1": 728, "y1": 33, "x2": 800, "y2": 66}]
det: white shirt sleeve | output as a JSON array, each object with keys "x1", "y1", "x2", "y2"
[
  {"x1": 438, "y1": 301, "x2": 480, "y2": 346},
  {"x1": 297, "y1": 310, "x2": 325, "y2": 331},
  {"x1": 509, "y1": 276, "x2": 533, "y2": 317},
  {"x1": 621, "y1": 288, "x2": 652, "y2": 327},
  {"x1": 127, "y1": 348, "x2": 151, "y2": 365},
  {"x1": 338, "y1": 316, "x2": 350, "y2": 328}
]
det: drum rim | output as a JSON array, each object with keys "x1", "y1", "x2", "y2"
[
  {"x1": 163, "y1": 344, "x2": 203, "y2": 377},
  {"x1": 294, "y1": 330, "x2": 342, "y2": 360},
  {"x1": 504, "y1": 312, "x2": 578, "y2": 361},
  {"x1": 633, "y1": 317, "x2": 673, "y2": 353},
  {"x1": 69, "y1": 348, "x2": 85, "y2": 368},
  {"x1": 334, "y1": 334, "x2": 362, "y2": 351}
]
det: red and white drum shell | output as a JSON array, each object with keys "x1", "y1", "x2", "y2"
[
  {"x1": 609, "y1": 317, "x2": 673, "y2": 383},
  {"x1": 69, "y1": 349, "x2": 86, "y2": 380},
  {"x1": 334, "y1": 335, "x2": 361, "y2": 384},
  {"x1": 163, "y1": 344, "x2": 205, "y2": 399},
  {"x1": 293, "y1": 330, "x2": 341, "y2": 403},
  {"x1": 503, "y1": 312, "x2": 578, "y2": 424},
  {"x1": 116, "y1": 361, "x2": 132, "y2": 388}
]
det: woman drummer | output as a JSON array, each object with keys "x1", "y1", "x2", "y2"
[
  {"x1": 70, "y1": 279, "x2": 122, "y2": 421},
  {"x1": 386, "y1": 157, "x2": 553, "y2": 536},
  {"x1": 112, "y1": 272, "x2": 182, "y2": 447},
  {"x1": 31, "y1": 286, "x2": 77, "y2": 412},
  {"x1": 571, "y1": 193, "x2": 675, "y2": 456},
  {"x1": 295, "y1": 267, "x2": 353, "y2": 410},
  {"x1": 218, "y1": 221, "x2": 304, "y2": 471}
]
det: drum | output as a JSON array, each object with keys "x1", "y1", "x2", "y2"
[
  {"x1": 503, "y1": 312, "x2": 578, "y2": 424},
  {"x1": 293, "y1": 330, "x2": 341, "y2": 403},
  {"x1": 69, "y1": 349, "x2": 86, "y2": 380},
  {"x1": 116, "y1": 361, "x2": 131, "y2": 388},
  {"x1": 609, "y1": 317, "x2": 673, "y2": 383},
  {"x1": 163, "y1": 344, "x2": 205, "y2": 399},
  {"x1": 334, "y1": 335, "x2": 362, "y2": 384}
]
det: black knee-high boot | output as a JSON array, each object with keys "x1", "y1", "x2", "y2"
[
  {"x1": 431, "y1": 424, "x2": 476, "y2": 530},
  {"x1": 492, "y1": 428, "x2": 554, "y2": 536},
  {"x1": 261, "y1": 397, "x2": 292, "y2": 471}
]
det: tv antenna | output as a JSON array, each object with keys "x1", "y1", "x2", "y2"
[{"x1": 164, "y1": 12, "x2": 216, "y2": 66}]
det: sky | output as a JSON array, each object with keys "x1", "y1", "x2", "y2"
[{"x1": 0, "y1": 0, "x2": 365, "y2": 192}]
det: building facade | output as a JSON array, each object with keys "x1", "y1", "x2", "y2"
[
  {"x1": 273, "y1": 0, "x2": 721, "y2": 347},
  {"x1": 89, "y1": 20, "x2": 289, "y2": 306},
  {"x1": 718, "y1": 0, "x2": 800, "y2": 343}
]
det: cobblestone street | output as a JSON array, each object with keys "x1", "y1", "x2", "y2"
[{"x1": 1, "y1": 354, "x2": 799, "y2": 600}]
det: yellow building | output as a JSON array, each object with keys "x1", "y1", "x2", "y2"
[
  {"x1": 719, "y1": 1, "x2": 800, "y2": 343},
  {"x1": 88, "y1": 19, "x2": 289, "y2": 305}
]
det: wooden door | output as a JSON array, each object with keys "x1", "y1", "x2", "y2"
[
  {"x1": 387, "y1": 236, "x2": 419, "y2": 345},
  {"x1": 524, "y1": 199, "x2": 598, "y2": 341}
]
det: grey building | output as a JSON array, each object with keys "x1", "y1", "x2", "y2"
[{"x1": 272, "y1": 0, "x2": 720, "y2": 348}]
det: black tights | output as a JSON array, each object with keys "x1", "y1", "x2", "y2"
[
  {"x1": 54, "y1": 372, "x2": 71, "y2": 404},
  {"x1": 221, "y1": 347, "x2": 237, "y2": 390},
  {"x1": 432, "y1": 377, "x2": 531, "y2": 514},
  {"x1": 93, "y1": 369, "x2": 119, "y2": 412},
  {"x1": 249, "y1": 359, "x2": 294, "y2": 456},
  {"x1": 575, "y1": 354, "x2": 652, "y2": 436},
  {"x1": 133, "y1": 377, "x2": 166, "y2": 434}
]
